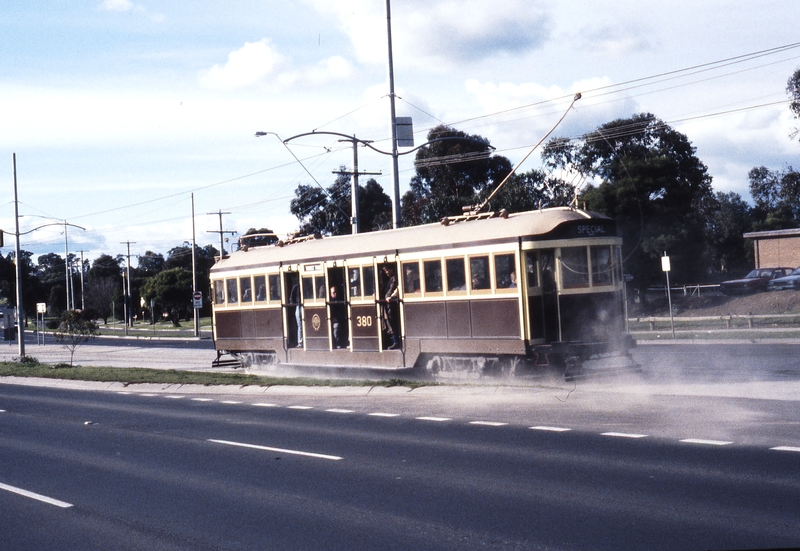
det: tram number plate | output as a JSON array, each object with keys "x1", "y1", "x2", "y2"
[{"x1": 356, "y1": 315, "x2": 373, "y2": 327}]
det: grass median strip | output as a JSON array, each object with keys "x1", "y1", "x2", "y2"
[{"x1": 0, "y1": 361, "x2": 435, "y2": 389}]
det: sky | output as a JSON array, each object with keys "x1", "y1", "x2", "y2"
[{"x1": 1, "y1": 0, "x2": 800, "y2": 267}]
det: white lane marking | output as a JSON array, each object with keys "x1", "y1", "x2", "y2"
[
  {"x1": 680, "y1": 439, "x2": 733, "y2": 446},
  {"x1": 164, "y1": 395, "x2": 184, "y2": 399},
  {"x1": 771, "y1": 446, "x2": 800, "y2": 453},
  {"x1": 208, "y1": 439, "x2": 342, "y2": 461},
  {"x1": 602, "y1": 432, "x2": 648, "y2": 439},
  {"x1": 326, "y1": 409, "x2": 354, "y2": 413},
  {"x1": 416, "y1": 416, "x2": 451, "y2": 422},
  {"x1": 220, "y1": 401, "x2": 242, "y2": 405},
  {"x1": 470, "y1": 421, "x2": 508, "y2": 427},
  {"x1": 530, "y1": 426, "x2": 572, "y2": 432},
  {"x1": 0, "y1": 409, "x2": 6, "y2": 413},
  {"x1": 369, "y1": 413, "x2": 400, "y2": 417},
  {"x1": 287, "y1": 406, "x2": 313, "y2": 410},
  {"x1": 116, "y1": 392, "x2": 131, "y2": 395},
  {"x1": 253, "y1": 403, "x2": 278, "y2": 408},
  {"x1": 191, "y1": 398, "x2": 214, "y2": 402},
  {"x1": 0, "y1": 482, "x2": 73, "y2": 508},
  {"x1": 139, "y1": 394, "x2": 157, "y2": 397}
]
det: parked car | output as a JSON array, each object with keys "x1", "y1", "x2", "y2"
[
  {"x1": 768, "y1": 267, "x2": 800, "y2": 291},
  {"x1": 720, "y1": 267, "x2": 793, "y2": 295}
]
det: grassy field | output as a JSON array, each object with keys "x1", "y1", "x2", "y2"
[{"x1": 0, "y1": 358, "x2": 431, "y2": 388}]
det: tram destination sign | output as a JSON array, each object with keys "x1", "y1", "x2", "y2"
[{"x1": 535, "y1": 219, "x2": 618, "y2": 241}]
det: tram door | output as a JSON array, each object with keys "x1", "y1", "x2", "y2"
[
  {"x1": 300, "y1": 269, "x2": 329, "y2": 351},
  {"x1": 376, "y1": 260, "x2": 402, "y2": 350},
  {"x1": 282, "y1": 271, "x2": 301, "y2": 348},
  {"x1": 348, "y1": 264, "x2": 381, "y2": 351},
  {"x1": 326, "y1": 267, "x2": 348, "y2": 349}
]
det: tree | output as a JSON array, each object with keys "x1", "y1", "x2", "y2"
[
  {"x1": 748, "y1": 165, "x2": 800, "y2": 230},
  {"x1": 401, "y1": 125, "x2": 513, "y2": 225},
  {"x1": 140, "y1": 267, "x2": 193, "y2": 326},
  {"x1": 476, "y1": 169, "x2": 576, "y2": 213},
  {"x1": 700, "y1": 191, "x2": 753, "y2": 275},
  {"x1": 137, "y1": 251, "x2": 165, "y2": 277},
  {"x1": 788, "y1": 67, "x2": 800, "y2": 141},
  {"x1": 290, "y1": 169, "x2": 392, "y2": 235},
  {"x1": 53, "y1": 310, "x2": 98, "y2": 367},
  {"x1": 84, "y1": 277, "x2": 118, "y2": 323},
  {"x1": 542, "y1": 113, "x2": 715, "y2": 288}
]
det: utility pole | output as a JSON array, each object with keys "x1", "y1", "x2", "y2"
[
  {"x1": 121, "y1": 241, "x2": 136, "y2": 331},
  {"x1": 191, "y1": 194, "x2": 199, "y2": 337},
  {"x1": 12, "y1": 154, "x2": 24, "y2": 357},
  {"x1": 206, "y1": 210, "x2": 235, "y2": 258},
  {"x1": 79, "y1": 250, "x2": 85, "y2": 311},
  {"x1": 332, "y1": 136, "x2": 381, "y2": 234}
]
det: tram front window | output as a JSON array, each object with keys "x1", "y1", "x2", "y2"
[
  {"x1": 560, "y1": 247, "x2": 589, "y2": 289},
  {"x1": 214, "y1": 280, "x2": 225, "y2": 305},
  {"x1": 591, "y1": 246, "x2": 613, "y2": 286}
]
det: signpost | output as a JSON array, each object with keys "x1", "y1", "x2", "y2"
[
  {"x1": 662, "y1": 253, "x2": 675, "y2": 338},
  {"x1": 36, "y1": 303, "x2": 46, "y2": 345}
]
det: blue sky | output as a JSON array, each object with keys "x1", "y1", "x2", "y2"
[{"x1": 2, "y1": 0, "x2": 800, "y2": 264}]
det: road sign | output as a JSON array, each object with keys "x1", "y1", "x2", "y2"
[
  {"x1": 193, "y1": 291, "x2": 203, "y2": 309},
  {"x1": 36, "y1": 302, "x2": 47, "y2": 314}
]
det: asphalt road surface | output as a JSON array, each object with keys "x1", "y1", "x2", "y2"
[{"x1": 1, "y1": 359, "x2": 799, "y2": 550}]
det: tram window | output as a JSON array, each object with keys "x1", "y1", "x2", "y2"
[
  {"x1": 363, "y1": 266, "x2": 376, "y2": 298},
  {"x1": 269, "y1": 274, "x2": 281, "y2": 301},
  {"x1": 469, "y1": 256, "x2": 490, "y2": 291},
  {"x1": 525, "y1": 252, "x2": 539, "y2": 288},
  {"x1": 402, "y1": 262, "x2": 421, "y2": 294},
  {"x1": 495, "y1": 254, "x2": 516, "y2": 290},
  {"x1": 561, "y1": 247, "x2": 589, "y2": 289},
  {"x1": 239, "y1": 277, "x2": 253, "y2": 303},
  {"x1": 423, "y1": 260, "x2": 443, "y2": 293},
  {"x1": 226, "y1": 279, "x2": 239, "y2": 304},
  {"x1": 591, "y1": 246, "x2": 613, "y2": 286},
  {"x1": 253, "y1": 275, "x2": 266, "y2": 302},
  {"x1": 214, "y1": 280, "x2": 225, "y2": 305},
  {"x1": 540, "y1": 250, "x2": 556, "y2": 292},
  {"x1": 315, "y1": 275, "x2": 326, "y2": 300},
  {"x1": 446, "y1": 257, "x2": 467, "y2": 292},
  {"x1": 302, "y1": 276, "x2": 314, "y2": 303},
  {"x1": 349, "y1": 268, "x2": 361, "y2": 298}
]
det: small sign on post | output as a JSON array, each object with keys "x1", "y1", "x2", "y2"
[{"x1": 193, "y1": 291, "x2": 203, "y2": 309}]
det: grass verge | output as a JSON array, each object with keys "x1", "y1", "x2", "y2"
[{"x1": 0, "y1": 359, "x2": 433, "y2": 389}]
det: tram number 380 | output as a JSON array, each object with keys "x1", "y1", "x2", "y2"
[{"x1": 355, "y1": 315, "x2": 373, "y2": 328}]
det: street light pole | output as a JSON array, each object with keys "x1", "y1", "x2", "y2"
[
  {"x1": 191, "y1": 193, "x2": 199, "y2": 337},
  {"x1": 385, "y1": 0, "x2": 401, "y2": 229}
]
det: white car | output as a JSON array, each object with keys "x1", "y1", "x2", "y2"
[{"x1": 768, "y1": 267, "x2": 800, "y2": 291}]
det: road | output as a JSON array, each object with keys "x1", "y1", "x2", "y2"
[{"x1": 1, "y1": 364, "x2": 800, "y2": 550}]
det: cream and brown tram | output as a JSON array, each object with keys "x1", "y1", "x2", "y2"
[{"x1": 209, "y1": 207, "x2": 636, "y2": 378}]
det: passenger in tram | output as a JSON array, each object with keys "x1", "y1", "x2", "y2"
[
  {"x1": 381, "y1": 265, "x2": 401, "y2": 350},
  {"x1": 329, "y1": 285, "x2": 348, "y2": 349},
  {"x1": 509, "y1": 272, "x2": 517, "y2": 288}
]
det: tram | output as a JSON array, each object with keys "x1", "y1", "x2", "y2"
[{"x1": 209, "y1": 207, "x2": 637, "y2": 378}]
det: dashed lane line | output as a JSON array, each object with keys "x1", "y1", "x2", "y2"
[
  {"x1": 220, "y1": 401, "x2": 242, "y2": 405},
  {"x1": 191, "y1": 398, "x2": 214, "y2": 402},
  {"x1": 287, "y1": 406, "x2": 314, "y2": 410},
  {"x1": 680, "y1": 439, "x2": 734, "y2": 446},
  {"x1": 530, "y1": 426, "x2": 572, "y2": 432},
  {"x1": 208, "y1": 439, "x2": 342, "y2": 461},
  {"x1": 416, "y1": 416, "x2": 452, "y2": 422},
  {"x1": 771, "y1": 446, "x2": 800, "y2": 453},
  {"x1": 602, "y1": 432, "x2": 649, "y2": 439},
  {"x1": 253, "y1": 403, "x2": 278, "y2": 407},
  {"x1": 326, "y1": 409, "x2": 355, "y2": 413},
  {"x1": 0, "y1": 482, "x2": 73, "y2": 509},
  {"x1": 369, "y1": 413, "x2": 400, "y2": 417},
  {"x1": 164, "y1": 395, "x2": 184, "y2": 399}
]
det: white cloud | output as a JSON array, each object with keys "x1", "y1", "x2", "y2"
[
  {"x1": 98, "y1": 0, "x2": 165, "y2": 22},
  {"x1": 301, "y1": 0, "x2": 549, "y2": 68},
  {"x1": 278, "y1": 55, "x2": 355, "y2": 87},
  {"x1": 198, "y1": 39, "x2": 285, "y2": 90}
]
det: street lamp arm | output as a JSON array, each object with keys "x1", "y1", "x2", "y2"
[{"x1": 18, "y1": 221, "x2": 87, "y2": 236}]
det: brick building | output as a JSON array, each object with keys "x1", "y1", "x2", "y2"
[{"x1": 743, "y1": 228, "x2": 800, "y2": 269}]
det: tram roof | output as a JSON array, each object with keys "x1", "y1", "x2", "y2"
[{"x1": 211, "y1": 207, "x2": 614, "y2": 273}]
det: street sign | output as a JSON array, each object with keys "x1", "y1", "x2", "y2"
[
  {"x1": 36, "y1": 302, "x2": 47, "y2": 313},
  {"x1": 193, "y1": 291, "x2": 203, "y2": 309}
]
